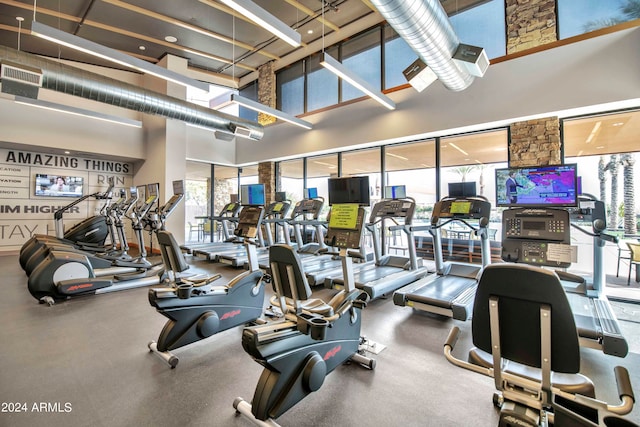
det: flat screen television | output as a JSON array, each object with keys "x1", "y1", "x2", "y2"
[
  {"x1": 275, "y1": 191, "x2": 287, "y2": 202},
  {"x1": 328, "y1": 176, "x2": 370, "y2": 206},
  {"x1": 495, "y1": 164, "x2": 578, "y2": 208},
  {"x1": 240, "y1": 184, "x2": 265, "y2": 206},
  {"x1": 34, "y1": 174, "x2": 84, "y2": 197},
  {"x1": 304, "y1": 188, "x2": 318, "y2": 199},
  {"x1": 448, "y1": 182, "x2": 477, "y2": 198},
  {"x1": 384, "y1": 185, "x2": 406, "y2": 199}
]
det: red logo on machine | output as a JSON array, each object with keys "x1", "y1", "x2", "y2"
[
  {"x1": 66, "y1": 283, "x2": 94, "y2": 292},
  {"x1": 220, "y1": 309, "x2": 241, "y2": 320},
  {"x1": 323, "y1": 345, "x2": 342, "y2": 360}
]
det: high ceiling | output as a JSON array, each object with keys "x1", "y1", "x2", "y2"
[{"x1": 0, "y1": 0, "x2": 486, "y2": 85}]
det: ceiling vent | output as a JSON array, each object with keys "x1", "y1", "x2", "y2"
[
  {"x1": 403, "y1": 58, "x2": 438, "y2": 93},
  {"x1": 0, "y1": 61, "x2": 43, "y2": 98},
  {"x1": 453, "y1": 44, "x2": 489, "y2": 78}
]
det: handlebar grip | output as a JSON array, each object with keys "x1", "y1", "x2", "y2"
[
  {"x1": 615, "y1": 366, "x2": 635, "y2": 402},
  {"x1": 444, "y1": 327, "x2": 460, "y2": 349}
]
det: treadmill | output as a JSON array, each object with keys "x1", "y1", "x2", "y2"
[
  {"x1": 500, "y1": 204, "x2": 628, "y2": 357},
  {"x1": 259, "y1": 197, "x2": 327, "y2": 270},
  {"x1": 180, "y1": 201, "x2": 242, "y2": 255},
  {"x1": 393, "y1": 196, "x2": 492, "y2": 320},
  {"x1": 326, "y1": 197, "x2": 431, "y2": 301},
  {"x1": 218, "y1": 198, "x2": 291, "y2": 267}
]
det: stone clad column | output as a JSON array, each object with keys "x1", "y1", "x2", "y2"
[
  {"x1": 509, "y1": 116, "x2": 561, "y2": 167},
  {"x1": 506, "y1": 0, "x2": 557, "y2": 54},
  {"x1": 258, "y1": 61, "x2": 276, "y2": 126}
]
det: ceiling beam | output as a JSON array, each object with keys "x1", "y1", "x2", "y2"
[
  {"x1": 0, "y1": 0, "x2": 255, "y2": 71},
  {"x1": 101, "y1": 0, "x2": 280, "y2": 61},
  {"x1": 282, "y1": 0, "x2": 340, "y2": 33}
]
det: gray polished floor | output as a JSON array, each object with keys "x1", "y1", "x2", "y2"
[{"x1": 1, "y1": 252, "x2": 639, "y2": 427}]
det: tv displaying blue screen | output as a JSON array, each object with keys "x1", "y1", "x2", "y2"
[
  {"x1": 240, "y1": 184, "x2": 265, "y2": 206},
  {"x1": 495, "y1": 164, "x2": 578, "y2": 207},
  {"x1": 304, "y1": 188, "x2": 318, "y2": 199},
  {"x1": 384, "y1": 185, "x2": 406, "y2": 199}
]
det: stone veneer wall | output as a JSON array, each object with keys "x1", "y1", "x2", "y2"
[
  {"x1": 259, "y1": 162, "x2": 276, "y2": 205},
  {"x1": 506, "y1": 0, "x2": 557, "y2": 54},
  {"x1": 509, "y1": 116, "x2": 561, "y2": 167},
  {"x1": 257, "y1": 61, "x2": 276, "y2": 126}
]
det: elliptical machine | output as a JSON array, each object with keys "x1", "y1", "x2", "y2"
[
  {"x1": 147, "y1": 205, "x2": 267, "y2": 368},
  {"x1": 26, "y1": 182, "x2": 179, "y2": 305},
  {"x1": 234, "y1": 201, "x2": 375, "y2": 426}
]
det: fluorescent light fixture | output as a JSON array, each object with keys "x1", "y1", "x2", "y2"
[
  {"x1": 585, "y1": 121, "x2": 601, "y2": 143},
  {"x1": 320, "y1": 52, "x2": 395, "y2": 110},
  {"x1": 448, "y1": 142, "x2": 468, "y2": 156},
  {"x1": 230, "y1": 94, "x2": 312, "y2": 130},
  {"x1": 218, "y1": 0, "x2": 301, "y2": 47},
  {"x1": 30, "y1": 21, "x2": 210, "y2": 92},
  {"x1": 15, "y1": 96, "x2": 142, "y2": 127}
]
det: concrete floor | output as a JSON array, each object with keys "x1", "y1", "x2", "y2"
[{"x1": 1, "y1": 252, "x2": 640, "y2": 427}]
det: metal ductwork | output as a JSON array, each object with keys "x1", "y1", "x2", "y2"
[
  {"x1": 370, "y1": 0, "x2": 474, "y2": 91},
  {"x1": 0, "y1": 46, "x2": 264, "y2": 140}
]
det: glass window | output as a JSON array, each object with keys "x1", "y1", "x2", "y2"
[
  {"x1": 212, "y1": 165, "x2": 238, "y2": 241},
  {"x1": 278, "y1": 158, "x2": 304, "y2": 207},
  {"x1": 277, "y1": 62, "x2": 305, "y2": 116},
  {"x1": 341, "y1": 28, "x2": 382, "y2": 102},
  {"x1": 341, "y1": 147, "x2": 381, "y2": 201},
  {"x1": 239, "y1": 82, "x2": 259, "y2": 122},
  {"x1": 307, "y1": 48, "x2": 339, "y2": 112},
  {"x1": 449, "y1": 0, "x2": 506, "y2": 59},
  {"x1": 185, "y1": 161, "x2": 211, "y2": 242},
  {"x1": 558, "y1": 0, "x2": 638, "y2": 39},
  {"x1": 307, "y1": 154, "x2": 338, "y2": 219},
  {"x1": 385, "y1": 140, "x2": 437, "y2": 221},
  {"x1": 440, "y1": 129, "x2": 508, "y2": 225},
  {"x1": 383, "y1": 25, "x2": 418, "y2": 89}
]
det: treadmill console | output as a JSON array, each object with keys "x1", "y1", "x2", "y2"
[
  {"x1": 431, "y1": 197, "x2": 491, "y2": 224},
  {"x1": 501, "y1": 208, "x2": 572, "y2": 268},
  {"x1": 325, "y1": 205, "x2": 366, "y2": 250},
  {"x1": 290, "y1": 199, "x2": 324, "y2": 220},
  {"x1": 368, "y1": 199, "x2": 415, "y2": 224},
  {"x1": 265, "y1": 201, "x2": 291, "y2": 218},
  {"x1": 234, "y1": 205, "x2": 265, "y2": 239}
]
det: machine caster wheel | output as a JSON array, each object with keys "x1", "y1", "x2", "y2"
[
  {"x1": 147, "y1": 341, "x2": 155, "y2": 352},
  {"x1": 493, "y1": 392, "x2": 503, "y2": 408},
  {"x1": 368, "y1": 359, "x2": 376, "y2": 370},
  {"x1": 168, "y1": 356, "x2": 178, "y2": 369},
  {"x1": 39, "y1": 296, "x2": 55, "y2": 306}
]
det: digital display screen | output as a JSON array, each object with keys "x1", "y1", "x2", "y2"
[
  {"x1": 495, "y1": 164, "x2": 578, "y2": 207},
  {"x1": 328, "y1": 204, "x2": 359, "y2": 230},
  {"x1": 448, "y1": 182, "x2": 476, "y2": 198},
  {"x1": 240, "y1": 184, "x2": 265, "y2": 206},
  {"x1": 304, "y1": 188, "x2": 318, "y2": 199},
  {"x1": 328, "y1": 176, "x2": 370, "y2": 206},
  {"x1": 450, "y1": 201, "x2": 472, "y2": 214},
  {"x1": 384, "y1": 185, "x2": 406, "y2": 199},
  {"x1": 34, "y1": 174, "x2": 84, "y2": 198}
]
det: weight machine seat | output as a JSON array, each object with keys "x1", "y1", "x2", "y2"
[
  {"x1": 269, "y1": 244, "x2": 334, "y2": 316},
  {"x1": 469, "y1": 263, "x2": 595, "y2": 398}
]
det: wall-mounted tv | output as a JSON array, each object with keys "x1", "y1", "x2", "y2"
[
  {"x1": 328, "y1": 176, "x2": 370, "y2": 206},
  {"x1": 304, "y1": 188, "x2": 318, "y2": 199},
  {"x1": 34, "y1": 174, "x2": 84, "y2": 198},
  {"x1": 448, "y1": 182, "x2": 477, "y2": 198},
  {"x1": 384, "y1": 185, "x2": 406, "y2": 199},
  {"x1": 240, "y1": 184, "x2": 265, "y2": 206},
  {"x1": 495, "y1": 164, "x2": 578, "y2": 208}
]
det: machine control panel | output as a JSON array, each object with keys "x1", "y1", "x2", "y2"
[
  {"x1": 368, "y1": 199, "x2": 415, "y2": 223},
  {"x1": 432, "y1": 197, "x2": 491, "y2": 222},
  {"x1": 325, "y1": 205, "x2": 365, "y2": 250},
  {"x1": 290, "y1": 198, "x2": 324, "y2": 219},
  {"x1": 234, "y1": 205, "x2": 265, "y2": 238}
]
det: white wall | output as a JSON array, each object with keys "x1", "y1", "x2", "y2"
[{"x1": 235, "y1": 27, "x2": 640, "y2": 164}]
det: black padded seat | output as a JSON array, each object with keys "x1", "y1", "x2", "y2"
[
  {"x1": 269, "y1": 245, "x2": 334, "y2": 316},
  {"x1": 468, "y1": 348, "x2": 595, "y2": 397},
  {"x1": 468, "y1": 263, "x2": 595, "y2": 398}
]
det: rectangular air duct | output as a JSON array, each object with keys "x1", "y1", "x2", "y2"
[
  {"x1": 453, "y1": 44, "x2": 489, "y2": 78},
  {"x1": 403, "y1": 58, "x2": 438, "y2": 93},
  {"x1": 0, "y1": 61, "x2": 43, "y2": 98}
]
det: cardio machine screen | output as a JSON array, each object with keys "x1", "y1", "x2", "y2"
[
  {"x1": 384, "y1": 185, "x2": 406, "y2": 199},
  {"x1": 328, "y1": 204, "x2": 359, "y2": 230},
  {"x1": 450, "y1": 201, "x2": 472, "y2": 214}
]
